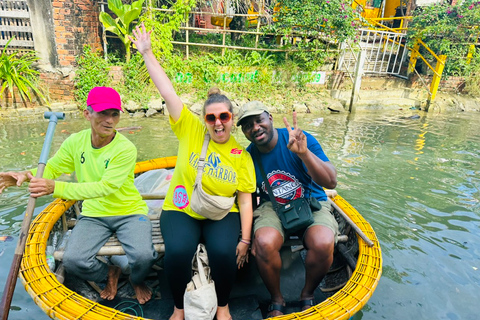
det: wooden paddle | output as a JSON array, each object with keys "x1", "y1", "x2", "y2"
[
  {"x1": 0, "y1": 112, "x2": 65, "y2": 320},
  {"x1": 325, "y1": 189, "x2": 374, "y2": 247}
]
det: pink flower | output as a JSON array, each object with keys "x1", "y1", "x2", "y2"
[
  {"x1": 324, "y1": 18, "x2": 328, "y2": 21},
  {"x1": 468, "y1": 4, "x2": 474, "y2": 9},
  {"x1": 458, "y1": 14, "x2": 464, "y2": 18}
]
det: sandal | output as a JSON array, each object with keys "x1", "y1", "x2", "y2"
[
  {"x1": 300, "y1": 298, "x2": 315, "y2": 311},
  {"x1": 266, "y1": 302, "x2": 285, "y2": 318}
]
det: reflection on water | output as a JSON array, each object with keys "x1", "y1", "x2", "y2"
[{"x1": 1, "y1": 110, "x2": 479, "y2": 320}]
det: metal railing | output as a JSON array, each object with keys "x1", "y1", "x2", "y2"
[{"x1": 338, "y1": 28, "x2": 408, "y2": 78}]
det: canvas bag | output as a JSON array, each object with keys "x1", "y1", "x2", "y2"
[
  {"x1": 190, "y1": 133, "x2": 236, "y2": 220},
  {"x1": 184, "y1": 243, "x2": 217, "y2": 320}
]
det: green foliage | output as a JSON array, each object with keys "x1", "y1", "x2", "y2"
[
  {"x1": 464, "y1": 51, "x2": 480, "y2": 95},
  {"x1": 271, "y1": 0, "x2": 360, "y2": 42},
  {"x1": 260, "y1": 0, "x2": 361, "y2": 69},
  {"x1": 74, "y1": 46, "x2": 111, "y2": 108},
  {"x1": 141, "y1": 0, "x2": 196, "y2": 62},
  {"x1": 99, "y1": 0, "x2": 145, "y2": 62},
  {"x1": 0, "y1": 38, "x2": 48, "y2": 106},
  {"x1": 408, "y1": 0, "x2": 480, "y2": 77},
  {"x1": 121, "y1": 53, "x2": 153, "y2": 108}
]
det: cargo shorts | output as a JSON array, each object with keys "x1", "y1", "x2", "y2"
[{"x1": 253, "y1": 200, "x2": 339, "y2": 243}]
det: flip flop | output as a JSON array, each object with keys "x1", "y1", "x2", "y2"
[
  {"x1": 300, "y1": 298, "x2": 315, "y2": 311},
  {"x1": 267, "y1": 302, "x2": 285, "y2": 318}
]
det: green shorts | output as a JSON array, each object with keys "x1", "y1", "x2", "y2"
[{"x1": 253, "y1": 200, "x2": 339, "y2": 242}]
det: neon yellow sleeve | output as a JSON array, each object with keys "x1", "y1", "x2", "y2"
[
  {"x1": 30, "y1": 135, "x2": 75, "y2": 179},
  {"x1": 52, "y1": 146, "x2": 136, "y2": 200}
]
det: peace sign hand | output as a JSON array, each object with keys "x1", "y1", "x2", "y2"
[{"x1": 283, "y1": 111, "x2": 307, "y2": 155}]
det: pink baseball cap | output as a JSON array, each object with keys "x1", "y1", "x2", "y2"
[{"x1": 86, "y1": 87, "x2": 123, "y2": 112}]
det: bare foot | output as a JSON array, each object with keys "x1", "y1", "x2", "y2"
[
  {"x1": 100, "y1": 265, "x2": 121, "y2": 300},
  {"x1": 216, "y1": 304, "x2": 232, "y2": 320},
  {"x1": 169, "y1": 306, "x2": 184, "y2": 320},
  {"x1": 131, "y1": 281, "x2": 152, "y2": 304}
]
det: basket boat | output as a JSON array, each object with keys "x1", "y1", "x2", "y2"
[{"x1": 19, "y1": 156, "x2": 382, "y2": 320}]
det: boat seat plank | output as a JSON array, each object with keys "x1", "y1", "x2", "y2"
[
  {"x1": 53, "y1": 210, "x2": 348, "y2": 261},
  {"x1": 53, "y1": 213, "x2": 165, "y2": 261}
]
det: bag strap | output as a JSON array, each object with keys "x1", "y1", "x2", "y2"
[
  {"x1": 194, "y1": 244, "x2": 210, "y2": 286},
  {"x1": 252, "y1": 146, "x2": 313, "y2": 208},
  {"x1": 195, "y1": 133, "x2": 210, "y2": 185},
  {"x1": 252, "y1": 146, "x2": 278, "y2": 211}
]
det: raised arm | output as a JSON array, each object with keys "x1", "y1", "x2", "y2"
[
  {"x1": 283, "y1": 112, "x2": 337, "y2": 189},
  {"x1": 129, "y1": 22, "x2": 183, "y2": 122}
]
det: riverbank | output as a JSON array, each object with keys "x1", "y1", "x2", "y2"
[{"x1": 1, "y1": 77, "x2": 479, "y2": 120}]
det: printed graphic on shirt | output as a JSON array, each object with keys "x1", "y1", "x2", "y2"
[
  {"x1": 262, "y1": 170, "x2": 303, "y2": 204},
  {"x1": 80, "y1": 151, "x2": 85, "y2": 164},
  {"x1": 173, "y1": 185, "x2": 189, "y2": 209},
  {"x1": 188, "y1": 151, "x2": 237, "y2": 184},
  {"x1": 230, "y1": 148, "x2": 243, "y2": 156},
  {"x1": 104, "y1": 158, "x2": 110, "y2": 169}
]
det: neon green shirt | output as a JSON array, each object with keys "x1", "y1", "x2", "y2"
[
  {"x1": 33, "y1": 129, "x2": 148, "y2": 217},
  {"x1": 163, "y1": 106, "x2": 256, "y2": 219}
]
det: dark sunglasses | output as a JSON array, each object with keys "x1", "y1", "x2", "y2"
[{"x1": 204, "y1": 111, "x2": 232, "y2": 125}]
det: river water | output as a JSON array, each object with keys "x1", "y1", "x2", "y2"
[{"x1": 0, "y1": 110, "x2": 479, "y2": 320}]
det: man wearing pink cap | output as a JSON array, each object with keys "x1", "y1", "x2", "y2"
[{"x1": 0, "y1": 87, "x2": 157, "y2": 304}]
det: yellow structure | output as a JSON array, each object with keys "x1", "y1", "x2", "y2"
[{"x1": 351, "y1": 0, "x2": 402, "y2": 19}]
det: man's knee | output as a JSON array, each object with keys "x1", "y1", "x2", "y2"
[
  {"x1": 130, "y1": 250, "x2": 157, "y2": 268},
  {"x1": 253, "y1": 228, "x2": 282, "y2": 257},
  {"x1": 305, "y1": 227, "x2": 335, "y2": 255},
  {"x1": 63, "y1": 253, "x2": 95, "y2": 274}
]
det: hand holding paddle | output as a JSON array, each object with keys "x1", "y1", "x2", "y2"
[{"x1": 0, "y1": 112, "x2": 65, "y2": 320}]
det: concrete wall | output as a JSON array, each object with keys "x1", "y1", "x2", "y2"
[{"x1": 28, "y1": 0, "x2": 103, "y2": 104}]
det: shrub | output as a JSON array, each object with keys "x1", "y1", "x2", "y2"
[
  {"x1": 408, "y1": 0, "x2": 480, "y2": 77},
  {"x1": 74, "y1": 46, "x2": 111, "y2": 108},
  {"x1": 0, "y1": 38, "x2": 48, "y2": 107}
]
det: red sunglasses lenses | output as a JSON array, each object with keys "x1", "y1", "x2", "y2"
[{"x1": 205, "y1": 112, "x2": 232, "y2": 124}]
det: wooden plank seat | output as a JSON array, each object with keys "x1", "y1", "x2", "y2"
[
  {"x1": 53, "y1": 213, "x2": 165, "y2": 261},
  {"x1": 53, "y1": 198, "x2": 350, "y2": 262}
]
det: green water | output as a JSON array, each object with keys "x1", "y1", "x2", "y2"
[{"x1": 1, "y1": 110, "x2": 479, "y2": 320}]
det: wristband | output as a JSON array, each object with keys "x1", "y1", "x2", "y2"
[{"x1": 240, "y1": 239, "x2": 251, "y2": 245}]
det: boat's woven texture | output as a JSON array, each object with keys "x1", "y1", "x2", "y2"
[{"x1": 20, "y1": 156, "x2": 381, "y2": 320}]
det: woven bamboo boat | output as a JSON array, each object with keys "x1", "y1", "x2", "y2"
[{"x1": 20, "y1": 156, "x2": 382, "y2": 320}]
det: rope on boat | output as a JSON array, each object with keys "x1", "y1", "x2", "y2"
[{"x1": 113, "y1": 301, "x2": 144, "y2": 318}]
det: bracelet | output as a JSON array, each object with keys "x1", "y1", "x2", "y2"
[{"x1": 240, "y1": 239, "x2": 251, "y2": 245}]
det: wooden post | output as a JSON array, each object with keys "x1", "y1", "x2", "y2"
[
  {"x1": 348, "y1": 49, "x2": 366, "y2": 113},
  {"x1": 255, "y1": 0, "x2": 264, "y2": 49},
  {"x1": 186, "y1": 12, "x2": 189, "y2": 59},
  {"x1": 101, "y1": 2, "x2": 108, "y2": 60},
  {"x1": 426, "y1": 54, "x2": 447, "y2": 110},
  {"x1": 222, "y1": 15, "x2": 226, "y2": 56}
]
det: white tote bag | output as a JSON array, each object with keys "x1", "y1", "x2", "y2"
[{"x1": 184, "y1": 244, "x2": 217, "y2": 320}]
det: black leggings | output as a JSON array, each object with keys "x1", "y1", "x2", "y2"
[{"x1": 160, "y1": 210, "x2": 240, "y2": 308}]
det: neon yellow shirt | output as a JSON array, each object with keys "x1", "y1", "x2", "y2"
[
  {"x1": 33, "y1": 129, "x2": 148, "y2": 217},
  {"x1": 163, "y1": 106, "x2": 256, "y2": 219}
]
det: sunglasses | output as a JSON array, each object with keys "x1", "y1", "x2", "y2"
[{"x1": 204, "y1": 111, "x2": 232, "y2": 125}]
